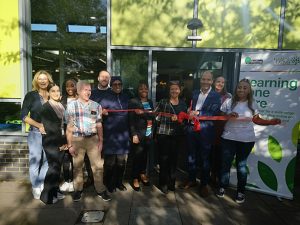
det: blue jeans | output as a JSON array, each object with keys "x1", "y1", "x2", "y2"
[
  {"x1": 219, "y1": 138, "x2": 254, "y2": 193},
  {"x1": 28, "y1": 128, "x2": 48, "y2": 188},
  {"x1": 186, "y1": 127, "x2": 212, "y2": 186}
]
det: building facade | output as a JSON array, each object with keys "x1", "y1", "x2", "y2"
[{"x1": 0, "y1": 0, "x2": 299, "y2": 180}]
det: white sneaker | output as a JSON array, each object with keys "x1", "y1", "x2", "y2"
[
  {"x1": 52, "y1": 197, "x2": 58, "y2": 204},
  {"x1": 57, "y1": 191, "x2": 65, "y2": 200},
  {"x1": 32, "y1": 187, "x2": 41, "y2": 200},
  {"x1": 60, "y1": 182, "x2": 70, "y2": 192},
  {"x1": 68, "y1": 182, "x2": 74, "y2": 192}
]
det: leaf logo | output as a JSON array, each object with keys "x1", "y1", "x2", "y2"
[
  {"x1": 285, "y1": 157, "x2": 296, "y2": 193},
  {"x1": 268, "y1": 136, "x2": 282, "y2": 162},
  {"x1": 258, "y1": 161, "x2": 278, "y2": 191}
]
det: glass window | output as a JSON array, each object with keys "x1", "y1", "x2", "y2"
[
  {"x1": 112, "y1": 50, "x2": 148, "y2": 98},
  {"x1": 0, "y1": 102, "x2": 22, "y2": 133},
  {"x1": 30, "y1": 0, "x2": 107, "y2": 87}
]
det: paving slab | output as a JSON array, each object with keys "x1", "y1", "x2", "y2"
[{"x1": 129, "y1": 206, "x2": 181, "y2": 225}]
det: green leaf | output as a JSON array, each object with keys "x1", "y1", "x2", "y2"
[
  {"x1": 291, "y1": 121, "x2": 300, "y2": 148},
  {"x1": 258, "y1": 161, "x2": 278, "y2": 191},
  {"x1": 268, "y1": 136, "x2": 282, "y2": 162},
  {"x1": 285, "y1": 157, "x2": 296, "y2": 193}
]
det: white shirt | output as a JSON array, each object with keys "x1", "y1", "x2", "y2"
[
  {"x1": 221, "y1": 99, "x2": 258, "y2": 142},
  {"x1": 195, "y1": 87, "x2": 211, "y2": 111}
]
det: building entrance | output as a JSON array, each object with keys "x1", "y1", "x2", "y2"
[{"x1": 153, "y1": 51, "x2": 237, "y2": 103}]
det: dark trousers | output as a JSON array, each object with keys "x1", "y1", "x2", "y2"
[
  {"x1": 219, "y1": 138, "x2": 254, "y2": 193},
  {"x1": 157, "y1": 134, "x2": 179, "y2": 189},
  {"x1": 186, "y1": 128, "x2": 213, "y2": 186},
  {"x1": 62, "y1": 151, "x2": 73, "y2": 182},
  {"x1": 103, "y1": 154, "x2": 127, "y2": 190},
  {"x1": 131, "y1": 138, "x2": 152, "y2": 179},
  {"x1": 40, "y1": 145, "x2": 64, "y2": 204}
]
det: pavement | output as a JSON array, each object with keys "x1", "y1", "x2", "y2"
[{"x1": 1, "y1": 168, "x2": 300, "y2": 225}]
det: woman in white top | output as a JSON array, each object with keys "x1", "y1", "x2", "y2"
[{"x1": 216, "y1": 79, "x2": 280, "y2": 204}]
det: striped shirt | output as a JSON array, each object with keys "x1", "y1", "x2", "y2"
[{"x1": 65, "y1": 99, "x2": 102, "y2": 137}]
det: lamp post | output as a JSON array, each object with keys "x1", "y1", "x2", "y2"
[{"x1": 187, "y1": 0, "x2": 203, "y2": 48}]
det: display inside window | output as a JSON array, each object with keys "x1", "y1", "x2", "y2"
[
  {"x1": 31, "y1": 0, "x2": 107, "y2": 86},
  {"x1": 0, "y1": 102, "x2": 22, "y2": 132}
]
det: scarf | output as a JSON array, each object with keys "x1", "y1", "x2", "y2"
[{"x1": 48, "y1": 99, "x2": 65, "y2": 119}]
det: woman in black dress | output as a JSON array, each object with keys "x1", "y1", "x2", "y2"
[
  {"x1": 128, "y1": 81, "x2": 154, "y2": 191},
  {"x1": 40, "y1": 83, "x2": 67, "y2": 204}
]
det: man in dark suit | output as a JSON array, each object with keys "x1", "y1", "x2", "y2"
[{"x1": 183, "y1": 71, "x2": 221, "y2": 197}]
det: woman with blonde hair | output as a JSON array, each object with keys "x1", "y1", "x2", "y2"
[{"x1": 21, "y1": 70, "x2": 53, "y2": 199}]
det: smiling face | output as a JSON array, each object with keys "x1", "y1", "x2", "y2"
[
  {"x1": 66, "y1": 80, "x2": 77, "y2": 97},
  {"x1": 236, "y1": 81, "x2": 251, "y2": 101},
  {"x1": 111, "y1": 81, "x2": 122, "y2": 94},
  {"x1": 37, "y1": 74, "x2": 50, "y2": 90},
  {"x1": 138, "y1": 84, "x2": 149, "y2": 99},
  {"x1": 200, "y1": 71, "x2": 213, "y2": 93},
  {"x1": 98, "y1": 71, "x2": 110, "y2": 89},
  {"x1": 49, "y1": 85, "x2": 61, "y2": 101},
  {"x1": 78, "y1": 84, "x2": 91, "y2": 102},
  {"x1": 214, "y1": 77, "x2": 225, "y2": 93},
  {"x1": 169, "y1": 84, "x2": 181, "y2": 99}
]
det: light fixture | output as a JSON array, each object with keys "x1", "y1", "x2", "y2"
[
  {"x1": 187, "y1": 18, "x2": 203, "y2": 30},
  {"x1": 90, "y1": 16, "x2": 96, "y2": 20},
  {"x1": 34, "y1": 56, "x2": 54, "y2": 62}
]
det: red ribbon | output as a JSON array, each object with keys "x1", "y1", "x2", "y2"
[{"x1": 104, "y1": 109, "x2": 256, "y2": 132}]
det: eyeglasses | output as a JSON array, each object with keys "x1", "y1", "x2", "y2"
[{"x1": 112, "y1": 82, "x2": 122, "y2": 86}]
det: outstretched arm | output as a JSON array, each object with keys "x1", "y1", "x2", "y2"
[{"x1": 252, "y1": 114, "x2": 281, "y2": 126}]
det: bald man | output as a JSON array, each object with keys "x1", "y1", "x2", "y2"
[{"x1": 183, "y1": 71, "x2": 221, "y2": 197}]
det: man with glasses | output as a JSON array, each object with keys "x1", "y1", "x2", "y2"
[{"x1": 100, "y1": 76, "x2": 130, "y2": 193}]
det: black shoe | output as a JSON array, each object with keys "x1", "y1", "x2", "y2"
[
  {"x1": 72, "y1": 191, "x2": 82, "y2": 202},
  {"x1": 235, "y1": 192, "x2": 245, "y2": 204},
  {"x1": 168, "y1": 185, "x2": 175, "y2": 192},
  {"x1": 117, "y1": 184, "x2": 127, "y2": 191},
  {"x1": 107, "y1": 187, "x2": 116, "y2": 193},
  {"x1": 160, "y1": 186, "x2": 168, "y2": 194},
  {"x1": 216, "y1": 187, "x2": 225, "y2": 198},
  {"x1": 133, "y1": 186, "x2": 141, "y2": 192},
  {"x1": 97, "y1": 191, "x2": 112, "y2": 202}
]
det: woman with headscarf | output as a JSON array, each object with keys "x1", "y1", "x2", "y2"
[{"x1": 101, "y1": 76, "x2": 130, "y2": 192}]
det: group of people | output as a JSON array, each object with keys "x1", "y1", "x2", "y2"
[{"x1": 21, "y1": 69, "x2": 280, "y2": 205}]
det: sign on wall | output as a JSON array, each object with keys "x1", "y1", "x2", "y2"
[{"x1": 234, "y1": 52, "x2": 300, "y2": 199}]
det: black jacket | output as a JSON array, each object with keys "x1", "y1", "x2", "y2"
[
  {"x1": 128, "y1": 97, "x2": 154, "y2": 141},
  {"x1": 40, "y1": 102, "x2": 66, "y2": 148}
]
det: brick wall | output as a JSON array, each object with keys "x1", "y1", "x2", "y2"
[{"x1": 0, "y1": 141, "x2": 29, "y2": 180}]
